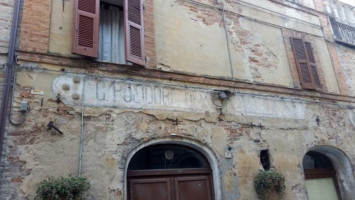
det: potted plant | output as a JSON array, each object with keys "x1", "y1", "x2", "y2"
[
  {"x1": 254, "y1": 170, "x2": 285, "y2": 200},
  {"x1": 35, "y1": 176, "x2": 90, "y2": 200}
]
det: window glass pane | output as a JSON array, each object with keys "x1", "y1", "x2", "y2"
[
  {"x1": 306, "y1": 178, "x2": 339, "y2": 200},
  {"x1": 98, "y1": 2, "x2": 125, "y2": 64},
  {"x1": 128, "y1": 144, "x2": 209, "y2": 170},
  {"x1": 303, "y1": 152, "x2": 334, "y2": 170}
]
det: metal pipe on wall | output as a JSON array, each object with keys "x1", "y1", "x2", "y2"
[{"x1": 0, "y1": 0, "x2": 22, "y2": 162}]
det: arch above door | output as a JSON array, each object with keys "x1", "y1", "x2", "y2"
[
  {"x1": 302, "y1": 146, "x2": 355, "y2": 200},
  {"x1": 123, "y1": 138, "x2": 222, "y2": 200}
]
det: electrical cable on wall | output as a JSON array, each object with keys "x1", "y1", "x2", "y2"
[{"x1": 219, "y1": 1, "x2": 235, "y2": 80}]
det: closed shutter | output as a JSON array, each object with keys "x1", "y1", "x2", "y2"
[
  {"x1": 124, "y1": 0, "x2": 145, "y2": 66},
  {"x1": 290, "y1": 38, "x2": 317, "y2": 89},
  {"x1": 72, "y1": 0, "x2": 100, "y2": 58},
  {"x1": 304, "y1": 42, "x2": 321, "y2": 87}
]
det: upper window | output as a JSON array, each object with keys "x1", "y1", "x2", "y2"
[
  {"x1": 330, "y1": 17, "x2": 355, "y2": 48},
  {"x1": 290, "y1": 38, "x2": 321, "y2": 90},
  {"x1": 72, "y1": 0, "x2": 145, "y2": 66}
]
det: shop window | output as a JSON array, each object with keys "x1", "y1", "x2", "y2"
[
  {"x1": 303, "y1": 151, "x2": 341, "y2": 200},
  {"x1": 72, "y1": 0, "x2": 145, "y2": 66},
  {"x1": 290, "y1": 38, "x2": 321, "y2": 90}
]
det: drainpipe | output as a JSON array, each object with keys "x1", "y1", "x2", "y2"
[{"x1": 0, "y1": 0, "x2": 21, "y2": 162}]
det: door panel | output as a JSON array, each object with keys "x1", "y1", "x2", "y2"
[
  {"x1": 129, "y1": 178, "x2": 172, "y2": 200},
  {"x1": 175, "y1": 176, "x2": 212, "y2": 200},
  {"x1": 128, "y1": 171, "x2": 214, "y2": 200}
]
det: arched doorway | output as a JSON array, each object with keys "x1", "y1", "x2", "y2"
[
  {"x1": 303, "y1": 151, "x2": 340, "y2": 200},
  {"x1": 127, "y1": 144, "x2": 214, "y2": 200}
]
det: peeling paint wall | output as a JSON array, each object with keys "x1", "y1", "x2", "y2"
[
  {"x1": 1, "y1": 0, "x2": 355, "y2": 200},
  {"x1": 46, "y1": 0, "x2": 339, "y2": 89},
  {"x1": 154, "y1": 0, "x2": 324, "y2": 87},
  {"x1": 0, "y1": 0, "x2": 15, "y2": 111},
  {"x1": 1, "y1": 64, "x2": 355, "y2": 199},
  {"x1": 336, "y1": 45, "x2": 355, "y2": 96}
]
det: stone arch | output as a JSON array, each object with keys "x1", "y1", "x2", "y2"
[
  {"x1": 304, "y1": 145, "x2": 355, "y2": 199},
  {"x1": 123, "y1": 137, "x2": 222, "y2": 200}
]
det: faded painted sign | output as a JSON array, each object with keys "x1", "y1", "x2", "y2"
[
  {"x1": 224, "y1": 95, "x2": 306, "y2": 119},
  {"x1": 52, "y1": 75, "x2": 306, "y2": 119}
]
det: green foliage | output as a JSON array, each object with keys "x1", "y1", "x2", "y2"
[
  {"x1": 35, "y1": 176, "x2": 90, "y2": 200},
  {"x1": 254, "y1": 170, "x2": 285, "y2": 200}
]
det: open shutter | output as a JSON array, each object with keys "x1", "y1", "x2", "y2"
[
  {"x1": 290, "y1": 38, "x2": 316, "y2": 89},
  {"x1": 124, "y1": 0, "x2": 145, "y2": 66},
  {"x1": 72, "y1": 0, "x2": 99, "y2": 58},
  {"x1": 305, "y1": 42, "x2": 321, "y2": 87}
]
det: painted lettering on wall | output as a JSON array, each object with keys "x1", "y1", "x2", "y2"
[{"x1": 52, "y1": 75, "x2": 306, "y2": 119}]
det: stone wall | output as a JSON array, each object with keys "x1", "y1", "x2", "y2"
[
  {"x1": 0, "y1": 68, "x2": 354, "y2": 199},
  {"x1": 1, "y1": 0, "x2": 355, "y2": 200}
]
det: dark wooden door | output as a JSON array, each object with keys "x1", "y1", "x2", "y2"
[
  {"x1": 128, "y1": 169, "x2": 213, "y2": 200},
  {"x1": 129, "y1": 177, "x2": 172, "y2": 200}
]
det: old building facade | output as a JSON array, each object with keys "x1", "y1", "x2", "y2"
[{"x1": 0, "y1": 0, "x2": 355, "y2": 199}]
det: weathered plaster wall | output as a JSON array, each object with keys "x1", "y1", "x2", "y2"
[
  {"x1": 2, "y1": 0, "x2": 355, "y2": 199},
  {"x1": 46, "y1": 0, "x2": 338, "y2": 89},
  {"x1": 1, "y1": 63, "x2": 355, "y2": 199},
  {"x1": 0, "y1": 0, "x2": 15, "y2": 110},
  {"x1": 49, "y1": 0, "x2": 74, "y2": 56},
  {"x1": 154, "y1": 0, "x2": 338, "y2": 89},
  {"x1": 0, "y1": 0, "x2": 14, "y2": 56},
  {"x1": 336, "y1": 45, "x2": 355, "y2": 96}
]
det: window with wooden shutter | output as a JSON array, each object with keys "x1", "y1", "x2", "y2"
[
  {"x1": 124, "y1": 0, "x2": 145, "y2": 66},
  {"x1": 72, "y1": 0, "x2": 100, "y2": 58},
  {"x1": 290, "y1": 38, "x2": 320, "y2": 89}
]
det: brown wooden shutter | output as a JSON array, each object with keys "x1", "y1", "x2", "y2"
[
  {"x1": 72, "y1": 0, "x2": 99, "y2": 58},
  {"x1": 124, "y1": 0, "x2": 145, "y2": 66},
  {"x1": 304, "y1": 42, "x2": 321, "y2": 87},
  {"x1": 290, "y1": 38, "x2": 316, "y2": 89}
]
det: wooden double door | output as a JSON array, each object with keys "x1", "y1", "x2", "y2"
[{"x1": 128, "y1": 169, "x2": 214, "y2": 200}]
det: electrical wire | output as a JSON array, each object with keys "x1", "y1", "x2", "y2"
[{"x1": 220, "y1": 1, "x2": 235, "y2": 80}]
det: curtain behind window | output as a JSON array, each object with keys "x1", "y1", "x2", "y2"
[{"x1": 99, "y1": 5, "x2": 125, "y2": 64}]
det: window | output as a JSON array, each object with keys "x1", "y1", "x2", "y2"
[
  {"x1": 303, "y1": 151, "x2": 341, "y2": 200},
  {"x1": 330, "y1": 17, "x2": 355, "y2": 47},
  {"x1": 72, "y1": 0, "x2": 145, "y2": 66},
  {"x1": 290, "y1": 38, "x2": 321, "y2": 89}
]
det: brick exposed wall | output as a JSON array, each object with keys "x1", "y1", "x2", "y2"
[
  {"x1": 144, "y1": 0, "x2": 157, "y2": 69},
  {"x1": 18, "y1": 0, "x2": 51, "y2": 53}
]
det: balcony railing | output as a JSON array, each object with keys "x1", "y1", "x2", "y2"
[{"x1": 330, "y1": 18, "x2": 355, "y2": 47}]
